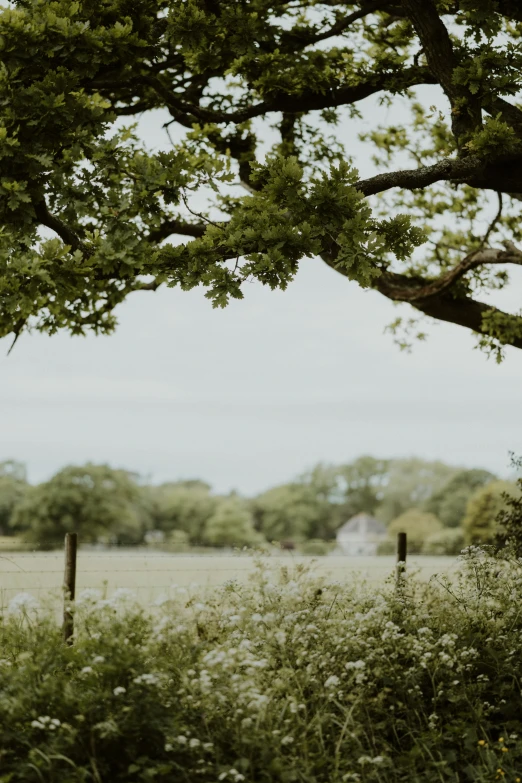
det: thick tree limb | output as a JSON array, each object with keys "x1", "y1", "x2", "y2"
[
  {"x1": 355, "y1": 155, "x2": 484, "y2": 196},
  {"x1": 147, "y1": 219, "x2": 206, "y2": 243},
  {"x1": 142, "y1": 66, "x2": 436, "y2": 125},
  {"x1": 400, "y1": 0, "x2": 482, "y2": 144},
  {"x1": 32, "y1": 200, "x2": 87, "y2": 253},
  {"x1": 373, "y1": 242, "x2": 522, "y2": 303}
]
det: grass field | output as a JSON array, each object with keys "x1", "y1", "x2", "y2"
[{"x1": 0, "y1": 550, "x2": 460, "y2": 609}]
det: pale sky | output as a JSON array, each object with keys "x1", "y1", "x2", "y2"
[{"x1": 1, "y1": 88, "x2": 521, "y2": 496}]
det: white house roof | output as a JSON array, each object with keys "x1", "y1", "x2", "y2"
[{"x1": 336, "y1": 513, "x2": 387, "y2": 537}]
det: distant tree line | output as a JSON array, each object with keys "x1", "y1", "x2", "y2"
[{"x1": 0, "y1": 456, "x2": 518, "y2": 553}]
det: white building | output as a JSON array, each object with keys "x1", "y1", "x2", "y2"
[{"x1": 336, "y1": 513, "x2": 387, "y2": 556}]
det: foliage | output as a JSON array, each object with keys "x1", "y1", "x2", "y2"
[
  {"x1": 462, "y1": 479, "x2": 516, "y2": 545},
  {"x1": 298, "y1": 538, "x2": 335, "y2": 556},
  {"x1": 250, "y1": 481, "x2": 329, "y2": 543},
  {"x1": 495, "y1": 457, "x2": 522, "y2": 556},
  {"x1": 150, "y1": 481, "x2": 218, "y2": 544},
  {"x1": 166, "y1": 528, "x2": 190, "y2": 552},
  {"x1": 3, "y1": 550, "x2": 522, "y2": 781},
  {"x1": 333, "y1": 456, "x2": 390, "y2": 520},
  {"x1": 1, "y1": 1, "x2": 522, "y2": 355},
  {"x1": 11, "y1": 463, "x2": 147, "y2": 549},
  {"x1": 202, "y1": 495, "x2": 262, "y2": 548},
  {"x1": 0, "y1": 460, "x2": 29, "y2": 536},
  {"x1": 425, "y1": 469, "x2": 497, "y2": 528},
  {"x1": 376, "y1": 459, "x2": 460, "y2": 525},
  {"x1": 0, "y1": 455, "x2": 505, "y2": 550},
  {"x1": 387, "y1": 508, "x2": 443, "y2": 554},
  {"x1": 422, "y1": 527, "x2": 465, "y2": 556}
]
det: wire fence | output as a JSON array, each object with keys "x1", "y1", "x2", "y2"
[{"x1": 0, "y1": 537, "x2": 461, "y2": 608}]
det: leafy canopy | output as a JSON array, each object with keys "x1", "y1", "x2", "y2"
[{"x1": 2, "y1": 1, "x2": 522, "y2": 358}]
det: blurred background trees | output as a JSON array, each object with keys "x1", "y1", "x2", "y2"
[{"x1": 0, "y1": 456, "x2": 518, "y2": 553}]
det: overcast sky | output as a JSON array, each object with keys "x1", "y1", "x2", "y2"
[{"x1": 1, "y1": 88, "x2": 521, "y2": 496}]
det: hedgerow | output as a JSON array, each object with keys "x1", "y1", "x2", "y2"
[{"x1": 1, "y1": 549, "x2": 522, "y2": 782}]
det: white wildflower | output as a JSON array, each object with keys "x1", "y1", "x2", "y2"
[
  {"x1": 133, "y1": 673, "x2": 160, "y2": 686},
  {"x1": 80, "y1": 666, "x2": 93, "y2": 675},
  {"x1": 111, "y1": 588, "x2": 138, "y2": 602},
  {"x1": 7, "y1": 592, "x2": 40, "y2": 616},
  {"x1": 113, "y1": 686, "x2": 126, "y2": 696},
  {"x1": 324, "y1": 675, "x2": 340, "y2": 688},
  {"x1": 281, "y1": 735, "x2": 294, "y2": 745},
  {"x1": 76, "y1": 588, "x2": 102, "y2": 605},
  {"x1": 345, "y1": 660, "x2": 366, "y2": 671}
]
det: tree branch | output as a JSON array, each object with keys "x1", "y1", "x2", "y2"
[
  {"x1": 374, "y1": 241, "x2": 522, "y2": 303},
  {"x1": 280, "y1": 1, "x2": 388, "y2": 48},
  {"x1": 400, "y1": 0, "x2": 482, "y2": 144},
  {"x1": 147, "y1": 219, "x2": 206, "y2": 243},
  {"x1": 142, "y1": 65, "x2": 436, "y2": 125},
  {"x1": 355, "y1": 155, "x2": 484, "y2": 197},
  {"x1": 32, "y1": 200, "x2": 87, "y2": 253}
]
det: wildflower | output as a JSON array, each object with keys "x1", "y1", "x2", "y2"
[
  {"x1": 113, "y1": 686, "x2": 126, "y2": 696},
  {"x1": 281, "y1": 736, "x2": 294, "y2": 745},
  {"x1": 7, "y1": 593, "x2": 40, "y2": 615},
  {"x1": 345, "y1": 660, "x2": 366, "y2": 670},
  {"x1": 111, "y1": 588, "x2": 137, "y2": 602},
  {"x1": 165, "y1": 743, "x2": 173, "y2": 752},
  {"x1": 76, "y1": 588, "x2": 102, "y2": 604},
  {"x1": 324, "y1": 675, "x2": 340, "y2": 688},
  {"x1": 189, "y1": 738, "x2": 201, "y2": 748},
  {"x1": 92, "y1": 656, "x2": 105, "y2": 664},
  {"x1": 133, "y1": 673, "x2": 161, "y2": 686},
  {"x1": 177, "y1": 735, "x2": 188, "y2": 745},
  {"x1": 80, "y1": 666, "x2": 93, "y2": 675}
]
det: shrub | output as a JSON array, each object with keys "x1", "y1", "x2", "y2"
[
  {"x1": 387, "y1": 508, "x2": 443, "y2": 553},
  {"x1": 166, "y1": 529, "x2": 190, "y2": 552},
  {"x1": 2, "y1": 551, "x2": 522, "y2": 781},
  {"x1": 376, "y1": 538, "x2": 396, "y2": 555},
  {"x1": 422, "y1": 527, "x2": 465, "y2": 555},
  {"x1": 462, "y1": 480, "x2": 515, "y2": 545},
  {"x1": 298, "y1": 539, "x2": 333, "y2": 556}
]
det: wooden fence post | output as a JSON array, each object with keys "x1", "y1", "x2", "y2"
[
  {"x1": 63, "y1": 533, "x2": 78, "y2": 645},
  {"x1": 396, "y1": 532, "x2": 407, "y2": 589}
]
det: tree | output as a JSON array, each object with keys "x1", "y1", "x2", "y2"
[
  {"x1": 250, "y1": 482, "x2": 322, "y2": 543},
  {"x1": 2, "y1": 2, "x2": 522, "y2": 360},
  {"x1": 0, "y1": 461, "x2": 29, "y2": 536},
  {"x1": 11, "y1": 463, "x2": 146, "y2": 549},
  {"x1": 495, "y1": 457, "x2": 522, "y2": 555},
  {"x1": 151, "y1": 480, "x2": 219, "y2": 543},
  {"x1": 203, "y1": 497, "x2": 263, "y2": 548},
  {"x1": 376, "y1": 459, "x2": 459, "y2": 525},
  {"x1": 335, "y1": 457, "x2": 390, "y2": 520},
  {"x1": 387, "y1": 508, "x2": 443, "y2": 554},
  {"x1": 425, "y1": 469, "x2": 497, "y2": 528},
  {"x1": 422, "y1": 528, "x2": 465, "y2": 556},
  {"x1": 462, "y1": 480, "x2": 516, "y2": 545}
]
